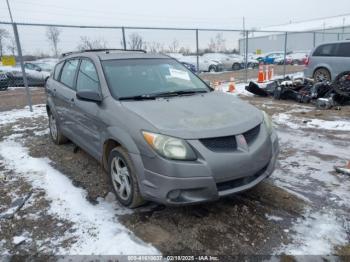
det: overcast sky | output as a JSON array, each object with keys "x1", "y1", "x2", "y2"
[{"x1": 0, "y1": 0, "x2": 349, "y2": 55}]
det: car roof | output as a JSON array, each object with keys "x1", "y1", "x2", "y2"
[
  {"x1": 60, "y1": 50, "x2": 170, "y2": 61},
  {"x1": 316, "y1": 40, "x2": 350, "y2": 46}
]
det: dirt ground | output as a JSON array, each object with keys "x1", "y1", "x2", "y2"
[{"x1": 0, "y1": 75, "x2": 349, "y2": 256}]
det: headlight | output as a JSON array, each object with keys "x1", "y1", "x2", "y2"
[
  {"x1": 142, "y1": 131, "x2": 196, "y2": 160},
  {"x1": 262, "y1": 111, "x2": 273, "y2": 135}
]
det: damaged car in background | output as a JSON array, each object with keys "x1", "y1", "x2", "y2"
[{"x1": 246, "y1": 71, "x2": 350, "y2": 109}]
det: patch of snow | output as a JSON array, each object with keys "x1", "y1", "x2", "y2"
[
  {"x1": 0, "y1": 105, "x2": 46, "y2": 126},
  {"x1": 0, "y1": 140, "x2": 158, "y2": 255},
  {"x1": 33, "y1": 128, "x2": 49, "y2": 136},
  {"x1": 273, "y1": 113, "x2": 350, "y2": 131},
  {"x1": 265, "y1": 214, "x2": 283, "y2": 221},
  {"x1": 12, "y1": 235, "x2": 28, "y2": 245},
  {"x1": 280, "y1": 210, "x2": 348, "y2": 255}
]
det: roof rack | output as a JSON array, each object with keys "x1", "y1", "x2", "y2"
[{"x1": 61, "y1": 48, "x2": 147, "y2": 57}]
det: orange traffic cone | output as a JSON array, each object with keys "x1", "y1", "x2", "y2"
[
  {"x1": 269, "y1": 65, "x2": 274, "y2": 80},
  {"x1": 257, "y1": 64, "x2": 264, "y2": 83},
  {"x1": 228, "y1": 77, "x2": 236, "y2": 93},
  {"x1": 265, "y1": 65, "x2": 269, "y2": 82}
]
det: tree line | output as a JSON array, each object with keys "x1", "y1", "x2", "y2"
[{"x1": 0, "y1": 26, "x2": 238, "y2": 58}]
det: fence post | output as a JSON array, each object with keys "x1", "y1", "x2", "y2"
[
  {"x1": 244, "y1": 30, "x2": 249, "y2": 83},
  {"x1": 122, "y1": 27, "x2": 127, "y2": 50},
  {"x1": 195, "y1": 29, "x2": 199, "y2": 73},
  {"x1": 283, "y1": 32, "x2": 288, "y2": 78},
  {"x1": 12, "y1": 23, "x2": 33, "y2": 112}
]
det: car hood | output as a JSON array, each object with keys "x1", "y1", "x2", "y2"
[{"x1": 121, "y1": 91, "x2": 263, "y2": 139}]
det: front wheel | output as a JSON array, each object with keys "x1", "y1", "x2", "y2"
[{"x1": 108, "y1": 147, "x2": 145, "y2": 208}]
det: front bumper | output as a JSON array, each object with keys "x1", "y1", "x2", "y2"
[{"x1": 132, "y1": 128, "x2": 279, "y2": 206}]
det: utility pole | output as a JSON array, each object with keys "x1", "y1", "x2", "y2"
[
  {"x1": 6, "y1": 0, "x2": 33, "y2": 112},
  {"x1": 242, "y1": 17, "x2": 245, "y2": 56}
]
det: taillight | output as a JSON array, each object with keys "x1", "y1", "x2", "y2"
[{"x1": 304, "y1": 56, "x2": 310, "y2": 66}]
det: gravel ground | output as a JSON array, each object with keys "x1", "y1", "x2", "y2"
[{"x1": 0, "y1": 75, "x2": 349, "y2": 256}]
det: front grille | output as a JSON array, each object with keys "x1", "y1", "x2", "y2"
[
  {"x1": 216, "y1": 164, "x2": 268, "y2": 192},
  {"x1": 243, "y1": 124, "x2": 260, "y2": 144},
  {"x1": 200, "y1": 135, "x2": 237, "y2": 152}
]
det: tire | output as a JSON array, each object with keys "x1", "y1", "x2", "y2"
[
  {"x1": 48, "y1": 112, "x2": 68, "y2": 145},
  {"x1": 291, "y1": 60, "x2": 299, "y2": 66},
  {"x1": 108, "y1": 147, "x2": 145, "y2": 208},
  {"x1": 232, "y1": 63, "x2": 241, "y2": 71},
  {"x1": 208, "y1": 66, "x2": 217, "y2": 72},
  {"x1": 313, "y1": 68, "x2": 331, "y2": 82}
]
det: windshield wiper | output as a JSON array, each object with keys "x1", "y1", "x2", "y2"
[{"x1": 119, "y1": 89, "x2": 208, "y2": 100}]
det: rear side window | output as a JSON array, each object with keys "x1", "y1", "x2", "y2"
[
  {"x1": 53, "y1": 62, "x2": 64, "y2": 80},
  {"x1": 336, "y1": 43, "x2": 350, "y2": 57},
  {"x1": 60, "y1": 59, "x2": 79, "y2": 89},
  {"x1": 76, "y1": 59, "x2": 100, "y2": 92},
  {"x1": 313, "y1": 44, "x2": 337, "y2": 56}
]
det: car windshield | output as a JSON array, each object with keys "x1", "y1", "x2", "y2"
[{"x1": 102, "y1": 58, "x2": 210, "y2": 99}]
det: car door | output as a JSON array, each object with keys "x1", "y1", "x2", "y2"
[
  {"x1": 70, "y1": 58, "x2": 103, "y2": 159},
  {"x1": 54, "y1": 58, "x2": 80, "y2": 138}
]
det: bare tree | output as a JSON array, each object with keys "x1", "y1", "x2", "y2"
[
  {"x1": 179, "y1": 46, "x2": 191, "y2": 55},
  {"x1": 128, "y1": 33, "x2": 145, "y2": 50},
  {"x1": 147, "y1": 41, "x2": 164, "y2": 53},
  {"x1": 46, "y1": 26, "x2": 61, "y2": 57},
  {"x1": 168, "y1": 39, "x2": 179, "y2": 53},
  {"x1": 77, "y1": 36, "x2": 107, "y2": 50},
  {"x1": 6, "y1": 36, "x2": 17, "y2": 55},
  {"x1": 207, "y1": 33, "x2": 226, "y2": 52},
  {"x1": 0, "y1": 28, "x2": 10, "y2": 56}
]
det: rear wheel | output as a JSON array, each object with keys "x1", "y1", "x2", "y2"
[
  {"x1": 108, "y1": 147, "x2": 145, "y2": 208},
  {"x1": 49, "y1": 112, "x2": 68, "y2": 144},
  {"x1": 208, "y1": 65, "x2": 217, "y2": 72},
  {"x1": 232, "y1": 63, "x2": 241, "y2": 71},
  {"x1": 313, "y1": 68, "x2": 331, "y2": 82}
]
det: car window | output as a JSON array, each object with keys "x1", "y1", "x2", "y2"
[
  {"x1": 313, "y1": 44, "x2": 337, "y2": 56},
  {"x1": 53, "y1": 62, "x2": 64, "y2": 80},
  {"x1": 76, "y1": 59, "x2": 100, "y2": 92},
  {"x1": 60, "y1": 59, "x2": 79, "y2": 89},
  {"x1": 102, "y1": 58, "x2": 209, "y2": 99},
  {"x1": 335, "y1": 43, "x2": 350, "y2": 57},
  {"x1": 25, "y1": 63, "x2": 34, "y2": 70}
]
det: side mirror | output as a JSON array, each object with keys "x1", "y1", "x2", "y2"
[
  {"x1": 36, "y1": 67, "x2": 42, "y2": 72},
  {"x1": 76, "y1": 90, "x2": 102, "y2": 103}
]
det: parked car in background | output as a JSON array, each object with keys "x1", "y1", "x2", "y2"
[
  {"x1": 0, "y1": 65, "x2": 51, "y2": 87},
  {"x1": 181, "y1": 55, "x2": 224, "y2": 72},
  {"x1": 304, "y1": 40, "x2": 350, "y2": 82},
  {"x1": 287, "y1": 51, "x2": 309, "y2": 65},
  {"x1": 228, "y1": 54, "x2": 259, "y2": 69},
  {"x1": 257, "y1": 52, "x2": 285, "y2": 64},
  {"x1": 167, "y1": 53, "x2": 222, "y2": 73},
  {"x1": 24, "y1": 62, "x2": 54, "y2": 73},
  {"x1": 46, "y1": 49, "x2": 279, "y2": 208},
  {"x1": 202, "y1": 53, "x2": 242, "y2": 71}
]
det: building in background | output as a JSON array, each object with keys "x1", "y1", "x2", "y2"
[{"x1": 239, "y1": 14, "x2": 350, "y2": 54}]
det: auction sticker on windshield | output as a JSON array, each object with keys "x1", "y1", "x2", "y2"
[{"x1": 169, "y1": 68, "x2": 190, "y2": 81}]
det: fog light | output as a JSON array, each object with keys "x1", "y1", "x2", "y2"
[{"x1": 168, "y1": 189, "x2": 181, "y2": 200}]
